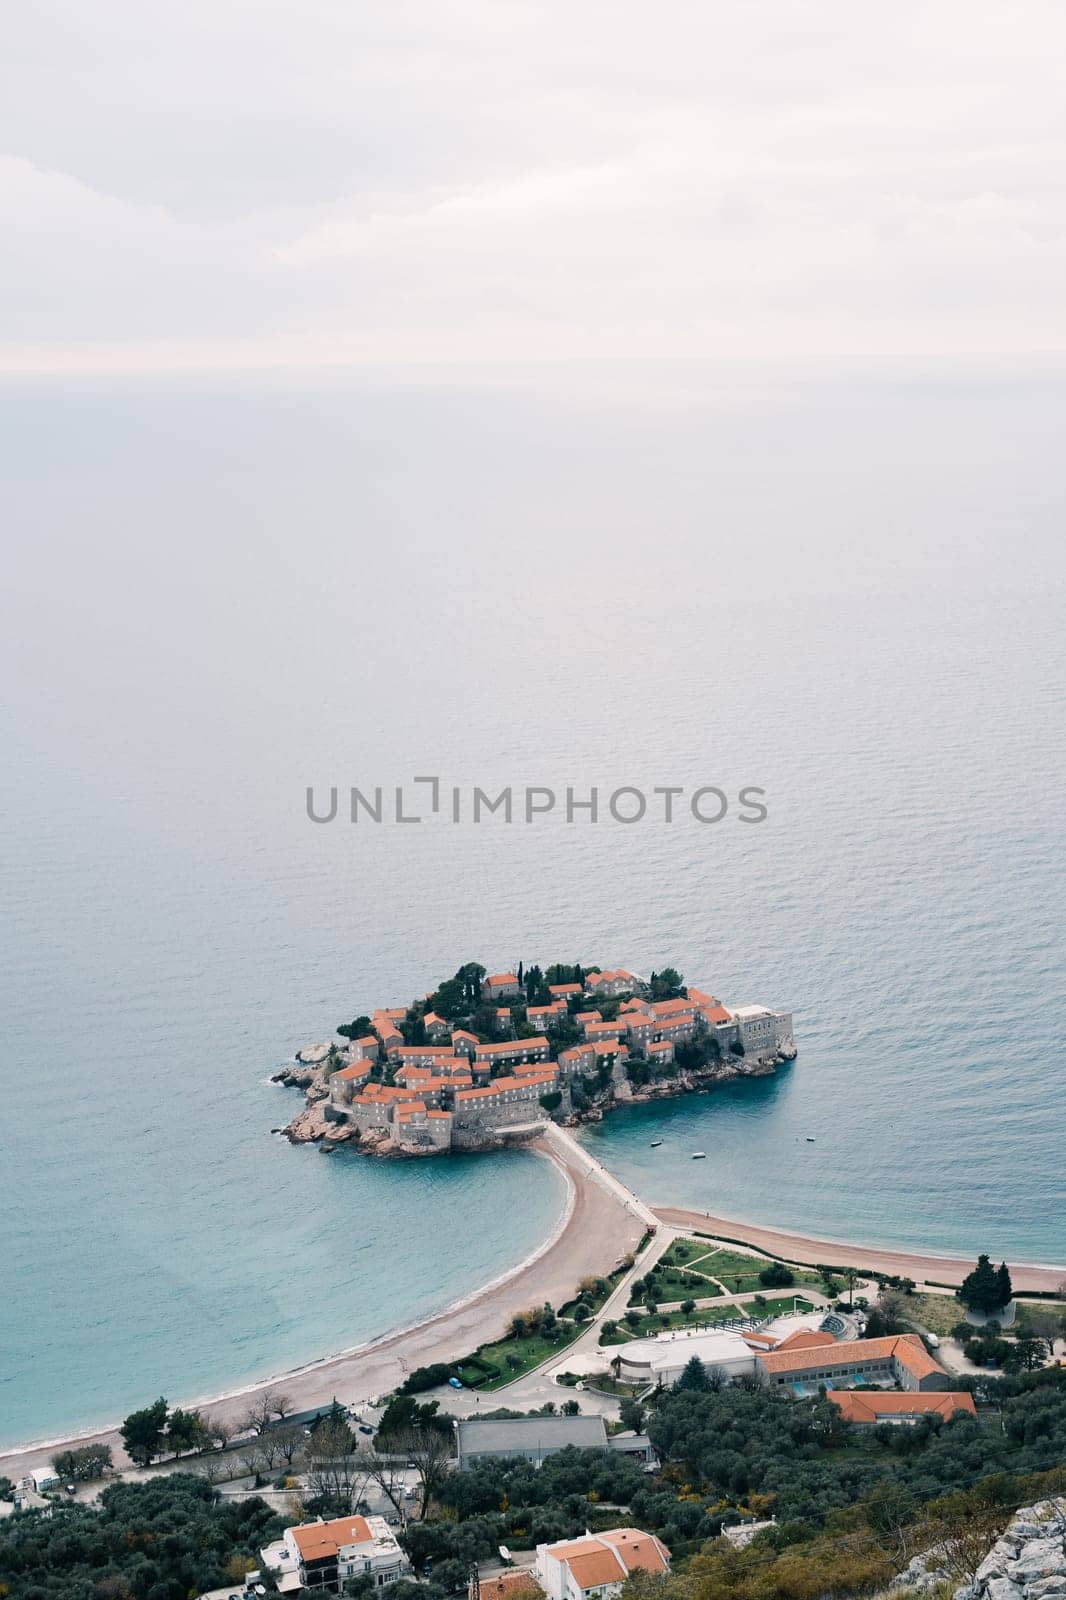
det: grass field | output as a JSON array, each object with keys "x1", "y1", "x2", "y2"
[
  {"x1": 628, "y1": 1264, "x2": 722, "y2": 1306},
  {"x1": 662, "y1": 1238, "x2": 824, "y2": 1296},
  {"x1": 455, "y1": 1322, "x2": 584, "y2": 1388},
  {"x1": 599, "y1": 1297, "x2": 782, "y2": 1345}
]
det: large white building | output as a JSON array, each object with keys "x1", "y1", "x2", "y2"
[
  {"x1": 534, "y1": 1529, "x2": 670, "y2": 1600},
  {"x1": 261, "y1": 1514, "x2": 408, "y2": 1594},
  {"x1": 615, "y1": 1327, "x2": 759, "y2": 1388}
]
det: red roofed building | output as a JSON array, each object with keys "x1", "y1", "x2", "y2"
[
  {"x1": 827, "y1": 1390, "x2": 976, "y2": 1425},
  {"x1": 535, "y1": 1529, "x2": 670, "y2": 1600},
  {"x1": 482, "y1": 972, "x2": 521, "y2": 1000}
]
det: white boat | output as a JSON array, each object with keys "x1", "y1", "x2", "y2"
[
  {"x1": 650, "y1": 1139, "x2": 663, "y2": 1148},
  {"x1": 691, "y1": 1151, "x2": 706, "y2": 1159}
]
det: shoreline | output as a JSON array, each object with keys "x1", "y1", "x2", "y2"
[
  {"x1": 0, "y1": 1135, "x2": 645, "y2": 1476},
  {"x1": 5, "y1": 1156, "x2": 1063, "y2": 1476},
  {"x1": 651, "y1": 1203, "x2": 1066, "y2": 1290}
]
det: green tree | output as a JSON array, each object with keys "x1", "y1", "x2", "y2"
[
  {"x1": 675, "y1": 1354, "x2": 708, "y2": 1391},
  {"x1": 337, "y1": 1015, "x2": 372, "y2": 1039},
  {"x1": 120, "y1": 1397, "x2": 169, "y2": 1465},
  {"x1": 960, "y1": 1254, "x2": 1012, "y2": 1314}
]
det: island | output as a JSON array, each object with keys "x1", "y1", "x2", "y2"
[{"x1": 274, "y1": 960, "x2": 796, "y2": 1154}]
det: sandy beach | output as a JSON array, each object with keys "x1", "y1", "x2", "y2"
[
  {"x1": 5, "y1": 1148, "x2": 1064, "y2": 1481},
  {"x1": 653, "y1": 1204, "x2": 1066, "y2": 1293},
  {"x1": 0, "y1": 1135, "x2": 645, "y2": 1479}
]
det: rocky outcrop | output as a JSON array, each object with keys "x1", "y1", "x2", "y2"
[
  {"x1": 958, "y1": 1501, "x2": 1066, "y2": 1600},
  {"x1": 296, "y1": 1043, "x2": 333, "y2": 1065},
  {"x1": 908, "y1": 1499, "x2": 1066, "y2": 1600},
  {"x1": 283, "y1": 1103, "x2": 333, "y2": 1143}
]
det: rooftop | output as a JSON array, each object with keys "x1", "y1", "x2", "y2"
[{"x1": 457, "y1": 1415, "x2": 607, "y2": 1455}]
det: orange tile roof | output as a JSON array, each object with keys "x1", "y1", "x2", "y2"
[
  {"x1": 475, "y1": 1036, "x2": 550, "y2": 1056},
  {"x1": 758, "y1": 1333, "x2": 946, "y2": 1381},
  {"x1": 426, "y1": 1110, "x2": 453, "y2": 1120},
  {"x1": 290, "y1": 1515, "x2": 373, "y2": 1558},
  {"x1": 685, "y1": 987, "x2": 714, "y2": 1006},
  {"x1": 592, "y1": 1040, "x2": 628, "y2": 1057},
  {"x1": 774, "y1": 1329, "x2": 836, "y2": 1351},
  {"x1": 585, "y1": 1019, "x2": 625, "y2": 1036},
  {"x1": 576, "y1": 1011, "x2": 602, "y2": 1024},
  {"x1": 485, "y1": 973, "x2": 519, "y2": 986},
  {"x1": 477, "y1": 1571, "x2": 543, "y2": 1600},
  {"x1": 565, "y1": 1551, "x2": 626, "y2": 1589},
  {"x1": 701, "y1": 1005, "x2": 733, "y2": 1025},
  {"x1": 599, "y1": 1529, "x2": 671, "y2": 1574},
  {"x1": 549, "y1": 984, "x2": 582, "y2": 996},
  {"x1": 647, "y1": 1040, "x2": 674, "y2": 1053},
  {"x1": 827, "y1": 1390, "x2": 976, "y2": 1423},
  {"x1": 335, "y1": 1063, "x2": 371, "y2": 1081},
  {"x1": 651, "y1": 998, "x2": 695, "y2": 1017},
  {"x1": 452, "y1": 1029, "x2": 478, "y2": 1042}
]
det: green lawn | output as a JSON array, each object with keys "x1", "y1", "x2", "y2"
[
  {"x1": 669, "y1": 1241, "x2": 823, "y2": 1296},
  {"x1": 601, "y1": 1290, "x2": 819, "y2": 1346},
  {"x1": 628, "y1": 1264, "x2": 721, "y2": 1306},
  {"x1": 454, "y1": 1323, "x2": 584, "y2": 1389}
]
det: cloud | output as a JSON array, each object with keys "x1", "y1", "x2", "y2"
[{"x1": 2, "y1": 1, "x2": 1065, "y2": 373}]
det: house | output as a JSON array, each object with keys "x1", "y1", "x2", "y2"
[
  {"x1": 371, "y1": 1012, "x2": 402, "y2": 1052},
  {"x1": 528, "y1": 1000, "x2": 568, "y2": 1030},
  {"x1": 394, "y1": 1045, "x2": 457, "y2": 1069},
  {"x1": 329, "y1": 1061, "x2": 372, "y2": 1103},
  {"x1": 455, "y1": 1414, "x2": 607, "y2": 1468},
  {"x1": 494, "y1": 1006, "x2": 513, "y2": 1033},
  {"x1": 826, "y1": 1390, "x2": 976, "y2": 1425},
  {"x1": 623, "y1": 1016, "x2": 656, "y2": 1049},
  {"x1": 473, "y1": 1036, "x2": 551, "y2": 1069},
  {"x1": 558, "y1": 1044, "x2": 595, "y2": 1076},
  {"x1": 730, "y1": 1005, "x2": 794, "y2": 1057},
  {"x1": 548, "y1": 983, "x2": 583, "y2": 1001},
  {"x1": 756, "y1": 1334, "x2": 951, "y2": 1392},
  {"x1": 423, "y1": 1011, "x2": 449, "y2": 1040},
  {"x1": 646, "y1": 1039, "x2": 675, "y2": 1065},
  {"x1": 451, "y1": 1029, "x2": 479, "y2": 1059},
  {"x1": 262, "y1": 1513, "x2": 408, "y2": 1594},
  {"x1": 583, "y1": 1019, "x2": 626, "y2": 1043},
  {"x1": 534, "y1": 1529, "x2": 670, "y2": 1600},
  {"x1": 575, "y1": 1011, "x2": 602, "y2": 1030},
  {"x1": 474, "y1": 1574, "x2": 545, "y2": 1600},
  {"x1": 482, "y1": 972, "x2": 521, "y2": 1000},
  {"x1": 584, "y1": 969, "x2": 637, "y2": 998},
  {"x1": 348, "y1": 1035, "x2": 380, "y2": 1062}
]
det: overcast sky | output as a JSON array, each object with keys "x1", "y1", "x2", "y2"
[{"x1": 3, "y1": 1, "x2": 1065, "y2": 374}]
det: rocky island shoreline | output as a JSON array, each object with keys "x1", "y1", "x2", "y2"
[{"x1": 271, "y1": 959, "x2": 797, "y2": 1158}]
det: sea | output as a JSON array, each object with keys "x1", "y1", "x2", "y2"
[{"x1": 2, "y1": 366, "x2": 1064, "y2": 1450}]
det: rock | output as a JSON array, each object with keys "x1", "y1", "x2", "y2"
[
  {"x1": 1027, "y1": 1580, "x2": 1066, "y2": 1597},
  {"x1": 297, "y1": 1043, "x2": 333, "y2": 1065},
  {"x1": 1011, "y1": 1542, "x2": 1066, "y2": 1581},
  {"x1": 284, "y1": 1104, "x2": 331, "y2": 1143},
  {"x1": 984, "y1": 1579, "x2": 1023, "y2": 1600}
]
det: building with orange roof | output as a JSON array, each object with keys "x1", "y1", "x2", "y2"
[
  {"x1": 528, "y1": 1000, "x2": 568, "y2": 1029},
  {"x1": 423, "y1": 1011, "x2": 449, "y2": 1039},
  {"x1": 535, "y1": 1528, "x2": 670, "y2": 1600},
  {"x1": 575, "y1": 1010, "x2": 602, "y2": 1028},
  {"x1": 548, "y1": 983, "x2": 583, "y2": 1000},
  {"x1": 451, "y1": 1029, "x2": 478, "y2": 1058},
  {"x1": 757, "y1": 1334, "x2": 950, "y2": 1392},
  {"x1": 773, "y1": 1329, "x2": 837, "y2": 1352},
  {"x1": 646, "y1": 1039, "x2": 675, "y2": 1063},
  {"x1": 583, "y1": 1018, "x2": 626, "y2": 1042},
  {"x1": 584, "y1": 969, "x2": 638, "y2": 997},
  {"x1": 473, "y1": 1036, "x2": 551, "y2": 1068},
  {"x1": 266, "y1": 1511, "x2": 408, "y2": 1593},
  {"x1": 473, "y1": 1572, "x2": 544, "y2": 1600},
  {"x1": 348, "y1": 1034, "x2": 380, "y2": 1061},
  {"x1": 827, "y1": 1390, "x2": 976, "y2": 1425},
  {"x1": 481, "y1": 972, "x2": 521, "y2": 999}
]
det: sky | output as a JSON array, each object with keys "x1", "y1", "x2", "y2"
[{"x1": 3, "y1": 1, "x2": 1066, "y2": 375}]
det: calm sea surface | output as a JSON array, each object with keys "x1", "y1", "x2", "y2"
[{"x1": 2, "y1": 370, "x2": 1064, "y2": 1448}]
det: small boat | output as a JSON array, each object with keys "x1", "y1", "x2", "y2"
[
  {"x1": 650, "y1": 1139, "x2": 663, "y2": 1148},
  {"x1": 805, "y1": 1137, "x2": 816, "y2": 1143},
  {"x1": 691, "y1": 1151, "x2": 706, "y2": 1160}
]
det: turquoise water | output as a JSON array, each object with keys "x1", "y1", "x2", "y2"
[{"x1": 2, "y1": 371, "x2": 1064, "y2": 1449}]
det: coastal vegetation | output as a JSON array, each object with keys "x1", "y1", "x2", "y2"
[
  {"x1": 959, "y1": 1254, "x2": 1014, "y2": 1315},
  {"x1": 0, "y1": 1474, "x2": 283, "y2": 1600}
]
